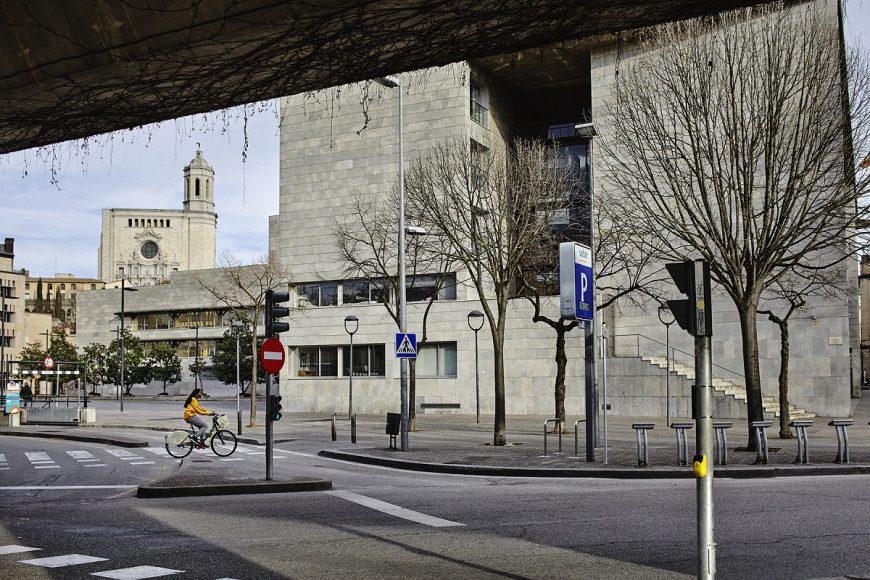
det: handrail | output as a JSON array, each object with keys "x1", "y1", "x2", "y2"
[
  {"x1": 543, "y1": 419, "x2": 562, "y2": 456},
  {"x1": 611, "y1": 333, "x2": 745, "y2": 381}
]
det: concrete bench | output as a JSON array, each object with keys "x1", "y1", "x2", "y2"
[
  {"x1": 750, "y1": 420, "x2": 773, "y2": 465},
  {"x1": 632, "y1": 423, "x2": 655, "y2": 467},
  {"x1": 713, "y1": 421, "x2": 733, "y2": 466},
  {"x1": 830, "y1": 419, "x2": 854, "y2": 463},
  {"x1": 670, "y1": 422, "x2": 694, "y2": 466},
  {"x1": 789, "y1": 420, "x2": 813, "y2": 464}
]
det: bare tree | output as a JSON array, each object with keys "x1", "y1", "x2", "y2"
[
  {"x1": 599, "y1": 2, "x2": 870, "y2": 445},
  {"x1": 758, "y1": 266, "x2": 850, "y2": 439},
  {"x1": 405, "y1": 137, "x2": 575, "y2": 445},
  {"x1": 195, "y1": 252, "x2": 290, "y2": 427},
  {"x1": 334, "y1": 190, "x2": 454, "y2": 430},
  {"x1": 520, "y1": 187, "x2": 667, "y2": 428}
]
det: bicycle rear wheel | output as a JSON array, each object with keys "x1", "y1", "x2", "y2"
[
  {"x1": 165, "y1": 430, "x2": 194, "y2": 458},
  {"x1": 211, "y1": 429, "x2": 237, "y2": 457}
]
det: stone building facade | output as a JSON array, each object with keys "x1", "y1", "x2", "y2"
[
  {"x1": 97, "y1": 149, "x2": 217, "y2": 287},
  {"x1": 267, "y1": 0, "x2": 855, "y2": 419}
]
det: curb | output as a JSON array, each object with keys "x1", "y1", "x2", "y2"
[
  {"x1": 137, "y1": 479, "x2": 332, "y2": 498},
  {"x1": 318, "y1": 450, "x2": 870, "y2": 479},
  {"x1": 0, "y1": 428, "x2": 148, "y2": 448}
]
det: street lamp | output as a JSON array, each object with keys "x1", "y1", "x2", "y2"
[
  {"x1": 467, "y1": 310, "x2": 484, "y2": 424},
  {"x1": 375, "y1": 74, "x2": 409, "y2": 450},
  {"x1": 231, "y1": 319, "x2": 245, "y2": 435},
  {"x1": 118, "y1": 269, "x2": 138, "y2": 412},
  {"x1": 344, "y1": 315, "x2": 359, "y2": 419},
  {"x1": 658, "y1": 303, "x2": 675, "y2": 425}
]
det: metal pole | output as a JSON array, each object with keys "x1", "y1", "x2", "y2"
[
  {"x1": 120, "y1": 274, "x2": 125, "y2": 412},
  {"x1": 474, "y1": 328, "x2": 480, "y2": 424},
  {"x1": 666, "y1": 323, "x2": 671, "y2": 425},
  {"x1": 236, "y1": 333, "x2": 242, "y2": 435},
  {"x1": 265, "y1": 372, "x2": 273, "y2": 481},
  {"x1": 1, "y1": 287, "x2": 6, "y2": 395},
  {"x1": 194, "y1": 325, "x2": 200, "y2": 391},
  {"x1": 696, "y1": 334, "x2": 715, "y2": 578},
  {"x1": 585, "y1": 320, "x2": 596, "y2": 461},
  {"x1": 348, "y1": 330, "x2": 354, "y2": 419},
  {"x1": 396, "y1": 78, "x2": 409, "y2": 452},
  {"x1": 602, "y1": 322, "x2": 608, "y2": 465}
]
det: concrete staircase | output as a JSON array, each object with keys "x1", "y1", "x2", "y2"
[{"x1": 642, "y1": 356, "x2": 816, "y2": 420}]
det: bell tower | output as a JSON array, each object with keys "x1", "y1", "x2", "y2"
[{"x1": 183, "y1": 148, "x2": 215, "y2": 213}]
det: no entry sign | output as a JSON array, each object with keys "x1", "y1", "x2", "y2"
[{"x1": 259, "y1": 338, "x2": 286, "y2": 374}]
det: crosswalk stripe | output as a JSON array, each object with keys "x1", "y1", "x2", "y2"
[
  {"x1": 91, "y1": 564, "x2": 184, "y2": 579},
  {"x1": 105, "y1": 450, "x2": 137, "y2": 458},
  {"x1": 0, "y1": 544, "x2": 40, "y2": 555},
  {"x1": 67, "y1": 451, "x2": 96, "y2": 461},
  {"x1": 84, "y1": 464, "x2": 108, "y2": 468},
  {"x1": 143, "y1": 448, "x2": 169, "y2": 456},
  {"x1": 325, "y1": 490, "x2": 465, "y2": 528},
  {"x1": 25, "y1": 452, "x2": 51, "y2": 461},
  {"x1": 129, "y1": 462, "x2": 155, "y2": 466},
  {"x1": 19, "y1": 553, "x2": 108, "y2": 567},
  {"x1": 218, "y1": 458, "x2": 244, "y2": 462},
  {"x1": 34, "y1": 466, "x2": 61, "y2": 469},
  {"x1": 0, "y1": 454, "x2": 6, "y2": 462}
]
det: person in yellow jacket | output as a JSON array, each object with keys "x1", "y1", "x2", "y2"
[{"x1": 183, "y1": 388, "x2": 216, "y2": 448}]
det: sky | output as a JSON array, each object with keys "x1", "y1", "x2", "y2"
[{"x1": 1, "y1": 1, "x2": 869, "y2": 280}]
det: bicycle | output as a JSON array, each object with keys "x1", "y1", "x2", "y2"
[{"x1": 164, "y1": 414, "x2": 237, "y2": 458}]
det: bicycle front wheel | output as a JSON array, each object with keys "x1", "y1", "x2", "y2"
[
  {"x1": 165, "y1": 430, "x2": 194, "y2": 458},
  {"x1": 211, "y1": 429, "x2": 237, "y2": 457}
]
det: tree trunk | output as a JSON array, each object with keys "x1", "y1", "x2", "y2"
[
  {"x1": 249, "y1": 333, "x2": 258, "y2": 427},
  {"x1": 778, "y1": 321, "x2": 793, "y2": 439},
  {"x1": 739, "y1": 303, "x2": 764, "y2": 449},
  {"x1": 554, "y1": 326, "x2": 567, "y2": 427},
  {"x1": 409, "y1": 358, "x2": 417, "y2": 431},
  {"x1": 493, "y1": 326, "x2": 507, "y2": 446}
]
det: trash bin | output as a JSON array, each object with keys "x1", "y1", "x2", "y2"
[{"x1": 386, "y1": 412, "x2": 401, "y2": 435}]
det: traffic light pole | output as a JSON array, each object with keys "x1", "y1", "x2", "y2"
[
  {"x1": 265, "y1": 372, "x2": 273, "y2": 481},
  {"x1": 696, "y1": 334, "x2": 715, "y2": 579}
]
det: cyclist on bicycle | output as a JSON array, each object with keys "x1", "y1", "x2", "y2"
[{"x1": 183, "y1": 388, "x2": 217, "y2": 449}]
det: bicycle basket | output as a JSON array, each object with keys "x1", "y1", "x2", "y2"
[{"x1": 215, "y1": 414, "x2": 229, "y2": 429}]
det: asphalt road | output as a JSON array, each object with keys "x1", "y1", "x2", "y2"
[{"x1": 3, "y1": 430, "x2": 870, "y2": 579}]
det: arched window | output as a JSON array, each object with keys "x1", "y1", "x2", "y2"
[{"x1": 195, "y1": 178, "x2": 200, "y2": 197}]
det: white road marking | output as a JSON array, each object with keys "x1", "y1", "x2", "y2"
[
  {"x1": 84, "y1": 464, "x2": 108, "y2": 468},
  {"x1": 91, "y1": 565, "x2": 184, "y2": 579},
  {"x1": 0, "y1": 545, "x2": 40, "y2": 555},
  {"x1": 67, "y1": 451, "x2": 96, "y2": 461},
  {"x1": 0, "y1": 468, "x2": 9, "y2": 471},
  {"x1": 325, "y1": 490, "x2": 465, "y2": 528},
  {"x1": 105, "y1": 449, "x2": 137, "y2": 458},
  {"x1": 34, "y1": 466, "x2": 61, "y2": 469},
  {"x1": 218, "y1": 458, "x2": 244, "y2": 462},
  {"x1": 129, "y1": 462, "x2": 155, "y2": 466},
  {"x1": 0, "y1": 453, "x2": 6, "y2": 462},
  {"x1": 143, "y1": 448, "x2": 169, "y2": 456},
  {"x1": 19, "y1": 553, "x2": 108, "y2": 567},
  {"x1": 25, "y1": 452, "x2": 51, "y2": 462},
  {"x1": 0, "y1": 485, "x2": 136, "y2": 490}
]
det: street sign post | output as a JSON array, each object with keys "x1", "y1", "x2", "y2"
[
  {"x1": 259, "y1": 338, "x2": 286, "y2": 374},
  {"x1": 395, "y1": 333, "x2": 417, "y2": 359}
]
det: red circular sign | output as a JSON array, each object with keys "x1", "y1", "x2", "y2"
[
  {"x1": 43, "y1": 355, "x2": 54, "y2": 369},
  {"x1": 259, "y1": 338, "x2": 286, "y2": 374}
]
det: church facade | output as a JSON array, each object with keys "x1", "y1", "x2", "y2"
[{"x1": 97, "y1": 150, "x2": 217, "y2": 286}]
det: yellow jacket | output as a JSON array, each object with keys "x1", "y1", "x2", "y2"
[{"x1": 183, "y1": 397, "x2": 210, "y2": 420}]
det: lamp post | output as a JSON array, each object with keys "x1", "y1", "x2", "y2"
[
  {"x1": 344, "y1": 315, "x2": 359, "y2": 419},
  {"x1": 118, "y1": 269, "x2": 137, "y2": 412},
  {"x1": 467, "y1": 310, "x2": 484, "y2": 424},
  {"x1": 1, "y1": 285, "x2": 6, "y2": 395},
  {"x1": 658, "y1": 303, "x2": 675, "y2": 425},
  {"x1": 231, "y1": 319, "x2": 244, "y2": 435},
  {"x1": 375, "y1": 74, "x2": 409, "y2": 450}
]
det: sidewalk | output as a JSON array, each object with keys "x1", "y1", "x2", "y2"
[{"x1": 5, "y1": 396, "x2": 870, "y2": 495}]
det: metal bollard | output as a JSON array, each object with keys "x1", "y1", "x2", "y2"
[
  {"x1": 543, "y1": 419, "x2": 562, "y2": 456},
  {"x1": 574, "y1": 419, "x2": 586, "y2": 458},
  {"x1": 331, "y1": 413, "x2": 337, "y2": 441},
  {"x1": 351, "y1": 413, "x2": 357, "y2": 444}
]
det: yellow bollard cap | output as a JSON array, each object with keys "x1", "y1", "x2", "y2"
[{"x1": 693, "y1": 454, "x2": 707, "y2": 478}]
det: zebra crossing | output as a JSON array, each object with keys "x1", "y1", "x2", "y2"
[
  {"x1": 1, "y1": 542, "x2": 241, "y2": 579},
  {"x1": 0, "y1": 443, "x2": 286, "y2": 473}
]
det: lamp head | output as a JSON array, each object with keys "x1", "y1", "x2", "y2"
[
  {"x1": 344, "y1": 314, "x2": 359, "y2": 335},
  {"x1": 467, "y1": 310, "x2": 485, "y2": 331}
]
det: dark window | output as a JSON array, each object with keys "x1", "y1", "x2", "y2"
[
  {"x1": 298, "y1": 282, "x2": 338, "y2": 307},
  {"x1": 417, "y1": 342, "x2": 457, "y2": 377},
  {"x1": 342, "y1": 279, "x2": 387, "y2": 304},
  {"x1": 128, "y1": 219, "x2": 132, "y2": 227},
  {"x1": 341, "y1": 344, "x2": 386, "y2": 377},
  {"x1": 297, "y1": 346, "x2": 339, "y2": 377},
  {"x1": 406, "y1": 274, "x2": 457, "y2": 302},
  {"x1": 470, "y1": 81, "x2": 488, "y2": 128},
  {"x1": 195, "y1": 178, "x2": 200, "y2": 197}
]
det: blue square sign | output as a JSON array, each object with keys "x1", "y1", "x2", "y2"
[{"x1": 395, "y1": 333, "x2": 417, "y2": 359}]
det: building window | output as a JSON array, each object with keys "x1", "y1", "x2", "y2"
[
  {"x1": 406, "y1": 274, "x2": 457, "y2": 302},
  {"x1": 298, "y1": 282, "x2": 338, "y2": 307},
  {"x1": 167, "y1": 219, "x2": 171, "y2": 227},
  {"x1": 341, "y1": 344, "x2": 386, "y2": 377},
  {"x1": 175, "y1": 310, "x2": 220, "y2": 329},
  {"x1": 195, "y1": 178, "x2": 200, "y2": 197},
  {"x1": 297, "y1": 346, "x2": 338, "y2": 377},
  {"x1": 417, "y1": 342, "x2": 457, "y2": 377},
  {"x1": 90, "y1": 284, "x2": 96, "y2": 290},
  {"x1": 133, "y1": 313, "x2": 173, "y2": 330},
  {"x1": 470, "y1": 80, "x2": 488, "y2": 128},
  {"x1": 342, "y1": 279, "x2": 386, "y2": 305},
  {"x1": 128, "y1": 219, "x2": 132, "y2": 227},
  {"x1": 60, "y1": 284, "x2": 65, "y2": 290},
  {"x1": 141, "y1": 240, "x2": 159, "y2": 259},
  {"x1": 71, "y1": 284, "x2": 76, "y2": 290}
]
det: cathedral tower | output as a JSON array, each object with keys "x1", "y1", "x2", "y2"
[{"x1": 183, "y1": 149, "x2": 216, "y2": 213}]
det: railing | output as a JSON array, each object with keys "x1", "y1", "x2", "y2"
[
  {"x1": 611, "y1": 333, "x2": 745, "y2": 384},
  {"x1": 470, "y1": 100, "x2": 488, "y2": 128}
]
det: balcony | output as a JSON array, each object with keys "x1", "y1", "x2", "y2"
[{"x1": 470, "y1": 100, "x2": 488, "y2": 128}]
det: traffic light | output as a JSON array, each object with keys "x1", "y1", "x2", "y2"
[
  {"x1": 265, "y1": 288, "x2": 290, "y2": 337},
  {"x1": 268, "y1": 394, "x2": 283, "y2": 422},
  {"x1": 665, "y1": 260, "x2": 712, "y2": 337}
]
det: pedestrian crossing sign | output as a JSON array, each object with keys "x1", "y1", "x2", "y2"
[{"x1": 395, "y1": 333, "x2": 417, "y2": 359}]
